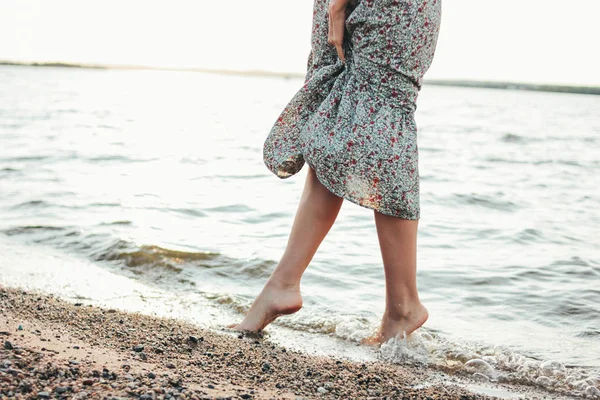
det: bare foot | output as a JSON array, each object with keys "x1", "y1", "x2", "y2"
[
  {"x1": 229, "y1": 280, "x2": 303, "y2": 332},
  {"x1": 361, "y1": 302, "x2": 429, "y2": 346}
]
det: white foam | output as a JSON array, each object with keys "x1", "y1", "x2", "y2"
[
  {"x1": 378, "y1": 330, "x2": 432, "y2": 365},
  {"x1": 372, "y1": 326, "x2": 600, "y2": 399}
]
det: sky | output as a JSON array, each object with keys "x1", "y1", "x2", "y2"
[{"x1": 1, "y1": 0, "x2": 599, "y2": 86}]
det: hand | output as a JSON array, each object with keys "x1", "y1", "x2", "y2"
[{"x1": 328, "y1": 0, "x2": 350, "y2": 63}]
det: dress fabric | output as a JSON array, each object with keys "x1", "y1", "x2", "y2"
[{"x1": 263, "y1": 0, "x2": 442, "y2": 219}]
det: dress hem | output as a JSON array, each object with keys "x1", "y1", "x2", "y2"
[{"x1": 306, "y1": 161, "x2": 420, "y2": 221}]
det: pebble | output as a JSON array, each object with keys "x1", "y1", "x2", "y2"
[
  {"x1": 83, "y1": 379, "x2": 94, "y2": 386},
  {"x1": 317, "y1": 386, "x2": 328, "y2": 394},
  {"x1": 37, "y1": 391, "x2": 50, "y2": 398},
  {"x1": 166, "y1": 362, "x2": 176, "y2": 369},
  {"x1": 133, "y1": 344, "x2": 144, "y2": 352},
  {"x1": 188, "y1": 335, "x2": 199, "y2": 345},
  {"x1": 148, "y1": 372, "x2": 156, "y2": 379},
  {"x1": 55, "y1": 387, "x2": 69, "y2": 394},
  {"x1": 140, "y1": 395, "x2": 153, "y2": 400},
  {"x1": 4, "y1": 340, "x2": 13, "y2": 350}
]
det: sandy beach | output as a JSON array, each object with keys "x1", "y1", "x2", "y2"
[{"x1": 0, "y1": 286, "x2": 494, "y2": 400}]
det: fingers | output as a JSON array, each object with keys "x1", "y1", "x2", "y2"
[
  {"x1": 334, "y1": 39, "x2": 346, "y2": 64},
  {"x1": 327, "y1": 2, "x2": 347, "y2": 63}
]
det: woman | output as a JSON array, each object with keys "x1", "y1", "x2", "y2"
[{"x1": 233, "y1": 0, "x2": 442, "y2": 345}]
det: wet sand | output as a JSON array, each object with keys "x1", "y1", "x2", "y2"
[{"x1": 0, "y1": 286, "x2": 491, "y2": 399}]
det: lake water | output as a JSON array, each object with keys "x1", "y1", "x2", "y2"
[{"x1": 0, "y1": 65, "x2": 599, "y2": 398}]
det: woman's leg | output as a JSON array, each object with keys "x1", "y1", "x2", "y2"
[
  {"x1": 233, "y1": 166, "x2": 344, "y2": 331},
  {"x1": 365, "y1": 212, "x2": 428, "y2": 344}
]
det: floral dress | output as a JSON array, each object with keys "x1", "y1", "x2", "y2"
[{"x1": 263, "y1": 0, "x2": 442, "y2": 219}]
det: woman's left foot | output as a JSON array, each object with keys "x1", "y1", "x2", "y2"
[
  {"x1": 361, "y1": 302, "x2": 429, "y2": 346},
  {"x1": 229, "y1": 280, "x2": 303, "y2": 332}
]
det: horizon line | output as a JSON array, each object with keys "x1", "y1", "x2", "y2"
[{"x1": 1, "y1": 60, "x2": 599, "y2": 96}]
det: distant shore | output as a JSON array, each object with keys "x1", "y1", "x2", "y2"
[
  {"x1": 2, "y1": 60, "x2": 599, "y2": 96},
  {"x1": 0, "y1": 61, "x2": 303, "y2": 80},
  {"x1": 0, "y1": 286, "x2": 489, "y2": 399}
]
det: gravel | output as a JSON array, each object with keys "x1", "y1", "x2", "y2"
[{"x1": 0, "y1": 286, "x2": 490, "y2": 399}]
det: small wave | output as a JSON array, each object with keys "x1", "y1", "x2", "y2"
[
  {"x1": 501, "y1": 133, "x2": 526, "y2": 143},
  {"x1": 3, "y1": 225, "x2": 68, "y2": 235},
  {"x1": 170, "y1": 208, "x2": 206, "y2": 218},
  {"x1": 87, "y1": 155, "x2": 157, "y2": 163},
  {"x1": 513, "y1": 228, "x2": 545, "y2": 244},
  {"x1": 227, "y1": 259, "x2": 277, "y2": 279},
  {"x1": 97, "y1": 244, "x2": 220, "y2": 272},
  {"x1": 99, "y1": 220, "x2": 133, "y2": 226},
  {"x1": 8, "y1": 155, "x2": 49, "y2": 162},
  {"x1": 551, "y1": 256, "x2": 591, "y2": 268},
  {"x1": 420, "y1": 146, "x2": 445, "y2": 153},
  {"x1": 205, "y1": 204, "x2": 254, "y2": 213},
  {"x1": 576, "y1": 330, "x2": 600, "y2": 338},
  {"x1": 452, "y1": 193, "x2": 517, "y2": 212},
  {"x1": 531, "y1": 159, "x2": 583, "y2": 167},
  {"x1": 10, "y1": 200, "x2": 50, "y2": 209},
  {"x1": 484, "y1": 156, "x2": 530, "y2": 164},
  {"x1": 2, "y1": 224, "x2": 277, "y2": 283},
  {"x1": 88, "y1": 202, "x2": 122, "y2": 208},
  {"x1": 0, "y1": 167, "x2": 20, "y2": 173},
  {"x1": 511, "y1": 268, "x2": 557, "y2": 282},
  {"x1": 549, "y1": 257, "x2": 599, "y2": 277},
  {"x1": 551, "y1": 301, "x2": 600, "y2": 318}
]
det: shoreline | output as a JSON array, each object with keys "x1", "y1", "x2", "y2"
[
  {"x1": 0, "y1": 286, "x2": 490, "y2": 399},
  {"x1": 1, "y1": 60, "x2": 599, "y2": 96}
]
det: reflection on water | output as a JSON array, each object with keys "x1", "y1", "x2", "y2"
[{"x1": 0, "y1": 65, "x2": 599, "y2": 398}]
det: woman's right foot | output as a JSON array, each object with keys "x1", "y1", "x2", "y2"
[
  {"x1": 230, "y1": 280, "x2": 303, "y2": 332},
  {"x1": 362, "y1": 302, "x2": 429, "y2": 346}
]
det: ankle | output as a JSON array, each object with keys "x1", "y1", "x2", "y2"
[
  {"x1": 384, "y1": 300, "x2": 424, "y2": 320},
  {"x1": 266, "y1": 277, "x2": 301, "y2": 291}
]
